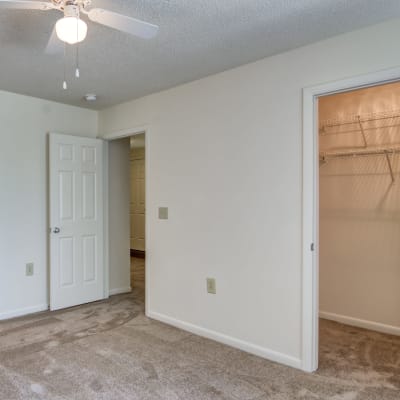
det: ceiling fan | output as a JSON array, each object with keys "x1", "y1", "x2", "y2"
[
  {"x1": 0, "y1": 0, "x2": 159, "y2": 47},
  {"x1": 0, "y1": 0, "x2": 159, "y2": 89}
]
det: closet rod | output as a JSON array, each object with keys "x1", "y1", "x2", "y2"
[
  {"x1": 320, "y1": 122, "x2": 400, "y2": 136},
  {"x1": 320, "y1": 147, "x2": 400, "y2": 159},
  {"x1": 322, "y1": 113, "x2": 400, "y2": 129},
  {"x1": 320, "y1": 147, "x2": 398, "y2": 183}
]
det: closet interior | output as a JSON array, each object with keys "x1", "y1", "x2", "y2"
[{"x1": 318, "y1": 81, "x2": 400, "y2": 342}]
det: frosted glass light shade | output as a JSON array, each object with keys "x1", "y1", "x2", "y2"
[{"x1": 56, "y1": 17, "x2": 87, "y2": 44}]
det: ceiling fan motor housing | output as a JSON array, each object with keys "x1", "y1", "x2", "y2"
[
  {"x1": 51, "y1": 0, "x2": 91, "y2": 12},
  {"x1": 64, "y1": 3, "x2": 79, "y2": 17}
]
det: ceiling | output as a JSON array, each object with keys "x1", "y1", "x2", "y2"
[{"x1": 0, "y1": 0, "x2": 400, "y2": 110}]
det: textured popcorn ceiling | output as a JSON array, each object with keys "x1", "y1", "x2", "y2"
[{"x1": 0, "y1": 0, "x2": 399, "y2": 109}]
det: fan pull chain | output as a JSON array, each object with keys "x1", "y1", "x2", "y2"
[
  {"x1": 75, "y1": 45, "x2": 80, "y2": 78},
  {"x1": 75, "y1": 11, "x2": 80, "y2": 78},
  {"x1": 63, "y1": 42, "x2": 67, "y2": 90}
]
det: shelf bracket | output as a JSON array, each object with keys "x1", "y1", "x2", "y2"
[
  {"x1": 357, "y1": 115, "x2": 368, "y2": 148},
  {"x1": 385, "y1": 151, "x2": 395, "y2": 184}
]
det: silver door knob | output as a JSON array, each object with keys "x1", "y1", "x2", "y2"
[{"x1": 53, "y1": 227, "x2": 60, "y2": 234}]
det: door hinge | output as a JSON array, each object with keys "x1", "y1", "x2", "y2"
[{"x1": 310, "y1": 243, "x2": 315, "y2": 252}]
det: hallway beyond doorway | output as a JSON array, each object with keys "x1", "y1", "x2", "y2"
[{"x1": 131, "y1": 256, "x2": 145, "y2": 291}]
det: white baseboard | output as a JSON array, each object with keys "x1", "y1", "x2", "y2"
[
  {"x1": 0, "y1": 303, "x2": 49, "y2": 321},
  {"x1": 319, "y1": 311, "x2": 400, "y2": 336},
  {"x1": 147, "y1": 310, "x2": 302, "y2": 370},
  {"x1": 109, "y1": 286, "x2": 132, "y2": 296}
]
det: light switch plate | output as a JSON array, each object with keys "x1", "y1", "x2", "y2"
[
  {"x1": 206, "y1": 278, "x2": 216, "y2": 294},
  {"x1": 26, "y1": 263, "x2": 34, "y2": 276},
  {"x1": 158, "y1": 207, "x2": 168, "y2": 220}
]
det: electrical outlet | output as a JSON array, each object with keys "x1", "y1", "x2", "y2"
[
  {"x1": 26, "y1": 263, "x2": 34, "y2": 276},
  {"x1": 206, "y1": 278, "x2": 216, "y2": 294}
]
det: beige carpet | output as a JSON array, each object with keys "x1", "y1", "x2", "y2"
[{"x1": 0, "y1": 288, "x2": 399, "y2": 399}]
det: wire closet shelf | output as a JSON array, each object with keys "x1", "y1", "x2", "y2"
[{"x1": 319, "y1": 109, "x2": 400, "y2": 183}]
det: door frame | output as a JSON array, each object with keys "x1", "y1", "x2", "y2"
[
  {"x1": 302, "y1": 66, "x2": 400, "y2": 372},
  {"x1": 103, "y1": 125, "x2": 150, "y2": 315}
]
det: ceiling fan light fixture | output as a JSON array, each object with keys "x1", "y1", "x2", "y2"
[{"x1": 56, "y1": 16, "x2": 87, "y2": 44}]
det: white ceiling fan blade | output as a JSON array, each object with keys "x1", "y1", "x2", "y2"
[
  {"x1": 0, "y1": 0, "x2": 55, "y2": 10},
  {"x1": 45, "y1": 27, "x2": 63, "y2": 55},
  {"x1": 88, "y1": 8, "x2": 159, "y2": 39}
]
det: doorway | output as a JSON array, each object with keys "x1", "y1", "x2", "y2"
[
  {"x1": 106, "y1": 130, "x2": 147, "y2": 307},
  {"x1": 317, "y1": 81, "x2": 400, "y2": 376},
  {"x1": 130, "y1": 133, "x2": 146, "y2": 293},
  {"x1": 302, "y1": 67, "x2": 400, "y2": 373}
]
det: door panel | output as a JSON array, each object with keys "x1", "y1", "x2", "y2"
[
  {"x1": 59, "y1": 171, "x2": 74, "y2": 220},
  {"x1": 83, "y1": 235, "x2": 96, "y2": 282},
  {"x1": 50, "y1": 133, "x2": 104, "y2": 311},
  {"x1": 82, "y1": 172, "x2": 96, "y2": 219},
  {"x1": 59, "y1": 237, "x2": 74, "y2": 287}
]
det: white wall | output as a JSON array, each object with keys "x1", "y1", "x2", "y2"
[
  {"x1": 108, "y1": 138, "x2": 131, "y2": 295},
  {"x1": 0, "y1": 90, "x2": 98, "y2": 319},
  {"x1": 99, "y1": 19, "x2": 400, "y2": 369},
  {"x1": 319, "y1": 84, "x2": 400, "y2": 333}
]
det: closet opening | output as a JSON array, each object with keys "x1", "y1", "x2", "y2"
[{"x1": 318, "y1": 81, "x2": 400, "y2": 375}]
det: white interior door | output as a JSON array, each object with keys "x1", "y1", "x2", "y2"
[
  {"x1": 130, "y1": 148, "x2": 145, "y2": 251},
  {"x1": 49, "y1": 133, "x2": 104, "y2": 311}
]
